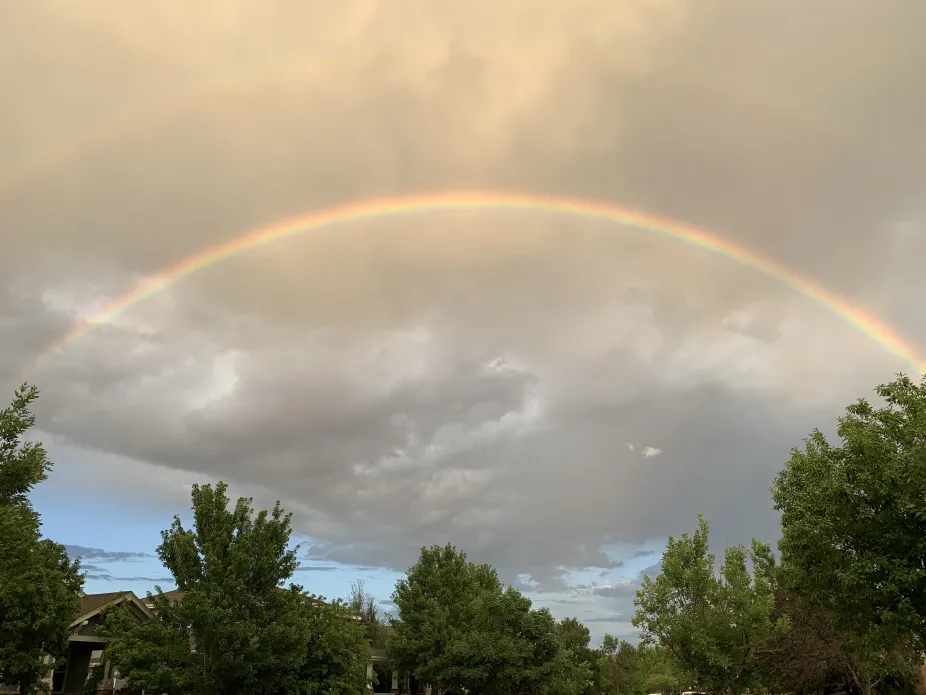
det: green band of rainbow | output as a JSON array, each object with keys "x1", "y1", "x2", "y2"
[{"x1": 30, "y1": 190, "x2": 926, "y2": 376}]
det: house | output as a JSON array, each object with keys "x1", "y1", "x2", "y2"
[
  {"x1": 1, "y1": 588, "x2": 422, "y2": 695},
  {"x1": 0, "y1": 590, "x2": 154, "y2": 695},
  {"x1": 368, "y1": 626, "x2": 432, "y2": 695},
  {"x1": 143, "y1": 590, "x2": 418, "y2": 695}
]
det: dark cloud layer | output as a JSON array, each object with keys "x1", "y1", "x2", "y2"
[{"x1": 3, "y1": 0, "x2": 925, "y2": 634}]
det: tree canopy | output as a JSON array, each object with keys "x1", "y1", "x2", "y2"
[
  {"x1": 390, "y1": 543, "x2": 577, "y2": 695},
  {"x1": 632, "y1": 514, "x2": 782, "y2": 695},
  {"x1": 101, "y1": 481, "x2": 368, "y2": 695},
  {"x1": 0, "y1": 385, "x2": 83, "y2": 695},
  {"x1": 772, "y1": 373, "x2": 926, "y2": 692},
  {"x1": 348, "y1": 579, "x2": 388, "y2": 649}
]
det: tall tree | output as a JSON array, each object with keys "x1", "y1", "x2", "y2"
[
  {"x1": 295, "y1": 597, "x2": 371, "y2": 695},
  {"x1": 390, "y1": 543, "x2": 502, "y2": 691},
  {"x1": 0, "y1": 384, "x2": 83, "y2": 695},
  {"x1": 348, "y1": 579, "x2": 387, "y2": 648},
  {"x1": 390, "y1": 543, "x2": 567, "y2": 695},
  {"x1": 772, "y1": 374, "x2": 926, "y2": 694},
  {"x1": 102, "y1": 482, "x2": 309, "y2": 695},
  {"x1": 597, "y1": 639, "x2": 685, "y2": 695},
  {"x1": 552, "y1": 618, "x2": 596, "y2": 695},
  {"x1": 754, "y1": 588, "x2": 849, "y2": 694},
  {"x1": 632, "y1": 515, "x2": 782, "y2": 695}
]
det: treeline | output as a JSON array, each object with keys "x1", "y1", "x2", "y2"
[
  {"x1": 3, "y1": 374, "x2": 926, "y2": 695},
  {"x1": 631, "y1": 374, "x2": 926, "y2": 695}
]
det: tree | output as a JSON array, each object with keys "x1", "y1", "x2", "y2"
[
  {"x1": 101, "y1": 481, "x2": 310, "y2": 695},
  {"x1": 632, "y1": 515, "x2": 783, "y2": 695},
  {"x1": 0, "y1": 384, "x2": 83, "y2": 695},
  {"x1": 596, "y1": 639, "x2": 685, "y2": 695},
  {"x1": 550, "y1": 618, "x2": 596, "y2": 695},
  {"x1": 390, "y1": 543, "x2": 503, "y2": 691},
  {"x1": 754, "y1": 588, "x2": 849, "y2": 694},
  {"x1": 390, "y1": 543, "x2": 568, "y2": 695},
  {"x1": 295, "y1": 597, "x2": 371, "y2": 695},
  {"x1": 772, "y1": 374, "x2": 926, "y2": 694},
  {"x1": 348, "y1": 579, "x2": 387, "y2": 648}
]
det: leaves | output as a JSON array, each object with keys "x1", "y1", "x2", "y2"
[
  {"x1": 0, "y1": 385, "x2": 83, "y2": 694},
  {"x1": 772, "y1": 373, "x2": 926, "y2": 683},
  {"x1": 632, "y1": 515, "x2": 782, "y2": 695},
  {"x1": 102, "y1": 481, "x2": 368, "y2": 695},
  {"x1": 390, "y1": 543, "x2": 575, "y2": 695},
  {"x1": 348, "y1": 579, "x2": 388, "y2": 648}
]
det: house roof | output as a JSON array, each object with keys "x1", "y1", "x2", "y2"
[
  {"x1": 143, "y1": 589, "x2": 182, "y2": 605},
  {"x1": 144, "y1": 586, "x2": 312, "y2": 606},
  {"x1": 71, "y1": 591, "x2": 156, "y2": 627},
  {"x1": 77, "y1": 592, "x2": 123, "y2": 619}
]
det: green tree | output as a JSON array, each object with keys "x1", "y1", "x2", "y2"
[
  {"x1": 390, "y1": 543, "x2": 568, "y2": 695},
  {"x1": 772, "y1": 374, "x2": 926, "y2": 695},
  {"x1": 550, "y1": 618, "x2": 596, "y2": 695},
  {"x1": 632, "y1": 515, "x2": 782, "y2": 695},
  {"x1": 295, "y1": 597, "x2": 371, "y2": 695},
  {"x1": 596, "y1": 639, "x2": 685, "y2": 695},
  {"x1": 0, "y1": 385, "x2": 83, "y2": 695},
  {"x1": 348, "y1": 579, "x2": 387, "y2": 648},
  {"x1": 389, "y1": 543, "x2": 502, "y2": 691},
  {"x1": 754, "y1": 588, "x2": 849, "y2": 695},
  {"x1": 101, "y1": 481, "x2": 309, "y2": 695}
]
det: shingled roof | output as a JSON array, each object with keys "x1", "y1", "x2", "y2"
[{"x1": 76, "y1": 592, "x2": 123, "y2": 619}]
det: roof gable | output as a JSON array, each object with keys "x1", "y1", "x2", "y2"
[{"x1": 71, "y1": 591, "x2": 156, "y2": 627}]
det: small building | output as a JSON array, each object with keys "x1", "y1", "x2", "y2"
[
  {"x1": 0, "y1": 590, "x2": 153, "y2": 695},
  {"x1": 1, "y1": 589, "x2": 424, "y2": 695}
]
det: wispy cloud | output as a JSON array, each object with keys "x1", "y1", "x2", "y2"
[
  {"x1": 66, "y1": 545, "x2": 152, "y2": 563},
  {"x1": 294, "y1": 564, "x2": 340, "y2": 572},
  {"x1": 574, "y1": 582, "x2": 638, "y2": 599},
  {"x1": 84, "y1": 571, "x2": 174, "y2": 583},
  {"x1": 631, "y1": 549, "x2": 657, "y2": 558}
]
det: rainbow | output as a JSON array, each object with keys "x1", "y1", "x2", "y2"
[{"x1": 30, "y1": 190, "x2": 926, "y2": 375}]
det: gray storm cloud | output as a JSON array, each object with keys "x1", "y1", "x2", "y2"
[{"x1": 2, "y1": 0, "x2": 925, "y2": 626}]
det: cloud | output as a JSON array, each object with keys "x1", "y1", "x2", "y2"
[
  {"x1": 640, "y1": 563, "x2": 663, "y2": 580},
  {"x1": 294, "y1": 565, "x2": 341, "y2": 572},
  {"x1": 65, "y1": 545, "x2": 152, "y2": 563},
  {"x1": 83, "y1": 572, "x2": 174, "y2": 583},
  {"x1": 574, "y1": 582, "x2": 638, "y2": 599},
  {"x1": 2, "y1": 0, "x2": 924, "y2": 615},
  {"x1": 631, "y1": 549, "x2": 657, "y2": 559}
]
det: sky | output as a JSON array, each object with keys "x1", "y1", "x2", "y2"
[{"x1": 2, "y1": 0, "x2": 925, "y2": 646}]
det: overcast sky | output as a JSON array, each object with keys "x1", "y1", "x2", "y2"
[{"x1": 2, "y1": 0, "x2": 925, "y2": 645}]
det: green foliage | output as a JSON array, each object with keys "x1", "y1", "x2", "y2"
[
  {"x1": 389, "y1": 543, "x2": 502, "y2": 688},
  {"x1": 754, "y1": 588, "x2": 849, "y2": 694},
  {"x1": 99, "y1": 595, "x2": 202, "y2": 695},
  {"x1": 549, "y1": 618, "x2": 595, "y2": 695},
  {"x1": 84, "y1": 664, "x2": 104, "y2": 695},
  {"x1": 772, "y1": 373, "x2": 926, "y2": 692},
  {"x1": 632, "y1": 515, "x2": 783, "y2": 695},
  {"x1": 102, "y1": 482, "x2": 317, "y2": 695},
  {"x1": 0, "y1": 385, "x2": 83, "y2": 694},
  {"x1": 348, "y1": 579, "x2": 388, "y2": 648},
  {"x1": 390, "y1": 543, "x2": 572, "y2": 695},
  {"x1": 595, "y1": 639, "x2": 685, "y2": 695},
  {"x1": 295, "y1": 597, "x2": 371, "y2": 695}
]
